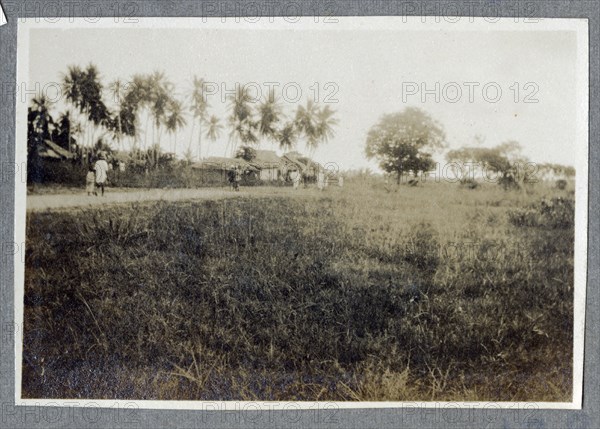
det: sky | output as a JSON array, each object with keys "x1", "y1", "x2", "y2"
[{"x1": 25, "y1": 19, "x2": 582, "y2": 170}]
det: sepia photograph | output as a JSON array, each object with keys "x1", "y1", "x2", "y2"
[{"x1": 14, "y1": 17, "x2": 588, "y2": 407}]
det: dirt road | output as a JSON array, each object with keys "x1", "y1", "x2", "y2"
[{"x1": 26, "y1": 186, "x2": 307, "y2": 212}]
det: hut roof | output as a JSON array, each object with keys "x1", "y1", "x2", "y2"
[
  {"x1": 250, "y1": 150, "x2": 282, "y2": 169},
  {"x1": 40, "y1": 140, "x2": 74, "y2": 160},
  {"x1": 282, "y1": 152, "x2": 309, "y2": 169},
  {"x1": 192, "y1": 157, "x2": 258, "y2": 171}
]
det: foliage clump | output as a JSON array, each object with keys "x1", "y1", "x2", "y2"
[
  {"x1": 365, "y1": 107, "x2": 445, "y2": 184},
  {"x1": 508, "y1": 197, "x2": 574, "y2": 229}
]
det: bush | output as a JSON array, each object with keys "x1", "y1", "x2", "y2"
[
  {"x1": 402, "y1": 223, "x2": 439, "y2": 274},
  {"x1": 499, "y1": 174, "x2": 520, "y2": 190},
  {"x1": 28, "y1": 159, "x2": 292, "y2": 190},
  {"x1": 556, "y1": 179, "x2": 567, "y2": 190},
  {"x1": 27, "y1": 159, "x2": 87, "y2": 185},
  {"x1": 508, "y1": 197, "x2": 574, "y2": 229},
  {"x1": 460, "y1": 178, "x2": 479, "y2": 189}
]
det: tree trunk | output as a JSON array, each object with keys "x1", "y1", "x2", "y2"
[
  {"x1": 117, "y1": 111, "x2": 122, "y2": 150},
  {"x1": 304, "y1": 145, "x2": 318, "y2": 186},
  {"x1": 197, "y1": 122, "x2": 202, "y2": 160},
  {"x1": 188, "y1": 121, "x2": 196, "y2": 154},
  {"x1": 90, "y1": 125, "x2": 97, "y2": 149},
  {"x1": 152, "y1": 121, "x2": 156, "y2": 147},
  {"x1": 144, "y1": 115, "x2": 150, "y2": 150}
]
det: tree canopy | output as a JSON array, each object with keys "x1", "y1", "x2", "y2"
[
  {"x1": 446, "y1": 140, "x2": 532, "y2": 189},
  {"x1": 235, "y1": 146, "x2": 257, "y2": 162},
  {"x1": 537, "y1": 163, "x2": 576, "y2": 179},
  {"x1": 365, "y1": 107, "x2": 445, "y2": 183},
  {"x1": 37, "y1": 64, "x2": 340, "y2": 164}
]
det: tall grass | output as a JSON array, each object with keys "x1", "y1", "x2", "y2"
[{"x1": 22, "y1": 181, "x2": 574, "y2": 400}]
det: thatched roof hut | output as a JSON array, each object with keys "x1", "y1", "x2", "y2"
[
  {"x1": 39, "y1": 140, "x2": 74, "y2": 160},
  {"x1": 192, "y1": 157, "x2": 258, "y2": 172}
]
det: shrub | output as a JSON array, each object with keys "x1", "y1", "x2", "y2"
[
  {"x1": 556, "y1": 179, "x2": 567, "y2": 190},
  {"x1": 460, "y1": 178, "x2": 479, "y2": 189},
  {"x1": 27, "y1": 159, "x2": 290, "y2": 189},
  {"x1": 508, "y1": 197, "x2": 574, "y2": 229},
  {"x1": 499, "y1": 174, "x2": 520, "y2": 190},
  {"x1": 402, "y1": 223, "x2": 440, "y2": 274},
  {"x1": 27, "y1": 159, "x2": 87, "y2": 185}
]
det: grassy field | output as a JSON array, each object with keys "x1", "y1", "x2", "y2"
[{"x1": 22, "y1": 180, "x2": 575, "y2": 401}]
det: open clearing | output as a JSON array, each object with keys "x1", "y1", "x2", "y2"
[
  {"x1": 26, "y1": 186, "x2": 313, "y2": 212},
  {"x1": 22, "y1": 181, "x2": 574, "y2": 401}
]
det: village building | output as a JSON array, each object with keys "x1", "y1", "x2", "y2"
[
  {"x1": 249, "y1": 150, "x2": 283, "y2": 182},
  {"x1": 280, "y1": 152, "x2": 307, "y2": 174},
  {"x1": 37, "y1": 139, "x2": 75, "y2": 161},
  {"x1": 192, "y1": 157, "x2": 259, "y2": 185}
]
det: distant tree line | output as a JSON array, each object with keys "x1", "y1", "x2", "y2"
[
  {"x1": 365, "y1": 107, "x2": 575, "y2": 190},
  {"x1": 27, "y1": 63, "x2": 339, "y2": 170}
]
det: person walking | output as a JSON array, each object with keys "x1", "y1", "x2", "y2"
[
  {"x1": 233, "y1": 165, "x2": 242, "y2": 191},
  {"x1": 317, "y1": 168, "x2": 326, "y2": 191},
  {"x1": 85, "y1": 164, "x2": 96, "y2": 196},
  {"x1": 94, "y1": 152, "x2": 109, "y2": 197},
  {"x1": 291, "y1": 170, "x2": 302, "y2": 190},
  {"x1": 227, "y1": 165, "x2": 236, "y2": 191}
]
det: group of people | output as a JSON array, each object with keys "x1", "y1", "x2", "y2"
[
  {"x1": 85, "y1": 152, "x2": 109, "y2": 196},
  {"x1": 290, "y1": 169, "x2": 344, "y2": 191}
]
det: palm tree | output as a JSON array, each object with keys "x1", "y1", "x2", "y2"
[
  {"x1": 277, "y1": 121, "x2": 297, "y2": 151},
  {"x1": 81, "y1": 64, "x2": 110, "y2": 147},
  {"x1": 165, "y1": 98, "x2": 187, "y2": 155},
  {"x1": 108, "y1": 79, "x2": 126, "y2": 150},
  {"x1": 122, "y1": 73, "x2": 151, "y2": 152},
  {"x1": 256, "y1": 88, "x2": 282, "y2": 149},
  {"x1": 315, "y1": 105, "x2": 338, "y2": 145},
  {"x1": 62, "y1": 63, "x2": 111, "y2": 148},
  {"x1": 295, "y1": 100, "x2": 338, "y2": 155},
  {"x1": 189, "y1": 76, "x2": 210, "y2": 159},
  {"x1": 204, "y1": 115, "x2": 223, "y2": 157},
  {"x1": 56, "y1": 111, "x2": 74, "y2": 151},
  {"x1": 294, "y1": 100, "x2": 338, "y2": 178},
  {"x1": 293, "y1": 99, "x2": 319, "y2": 179},
  {"x1": 28, "y1": 96, "x2": 55, "y2": 177},
  {"x1": 120, "y1": 72, "x2": 171, "y2": 157},
  {"x1": 227, "y1": 84, "x2": 257, "y2": 156},
  {"x1": 148, "y1": 71, "x2": 171, "y2": 149},
  {"x1": 31, "y1": 95, "x2": 54, "y2": 137},
  {"x1": 294, "y1": 98, "x2": 320, "y2": 153},
  {"x1": 63, "y1": 65, "x2": 84, "y2": 110},
  {"x1": 182, "y1": 147, "x2": 195, "y2": 166},
  {"x1": 62, "y1": 65, "x2": 85, "y2": 147}
]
